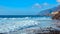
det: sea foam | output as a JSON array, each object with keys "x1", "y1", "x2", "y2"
[{"x1": 0, "y1": 17, "x2": 54, "y2": 33}]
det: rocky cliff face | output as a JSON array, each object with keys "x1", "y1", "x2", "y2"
[{"x1": 52, "y1": 11, "x2": 60, "y2": 20}]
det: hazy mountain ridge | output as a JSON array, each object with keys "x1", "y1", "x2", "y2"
[{"x1": 39, "y1": 5, "x2": 60, "y2": 15}]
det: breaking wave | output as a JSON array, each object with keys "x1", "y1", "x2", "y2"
[{"x1": 0, "y1": 17, "x2": 56, "y2": 34}]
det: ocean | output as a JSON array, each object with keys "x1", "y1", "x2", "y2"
[{"x1": 0, "y1": 15, "x2": 58, "y2": 34}]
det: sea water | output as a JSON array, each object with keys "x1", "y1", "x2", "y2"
[{"x1": 0, "y1": 16, "x2": 57, "y2": 34}]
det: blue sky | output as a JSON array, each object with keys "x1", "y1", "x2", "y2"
[{"x1": 0, "y1": 0, "x2": 60, "y2": 15}]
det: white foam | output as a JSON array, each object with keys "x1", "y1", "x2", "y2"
[{"x1": 0, "y1": 17, "x2": 53, "y2": 33}]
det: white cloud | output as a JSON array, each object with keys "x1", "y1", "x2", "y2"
[
  {"x1": 34, "y1": 3, "x2": 40, "y2": 6},
  {"x1": 32, "y1": 3, "x2": 41, "y2": 8},
  {"x1": 43, "y1": 3, "x2": 49, "y2": 6},
  {"x1": 57, "y1": 0, "x2": 60, "y2": 2}
]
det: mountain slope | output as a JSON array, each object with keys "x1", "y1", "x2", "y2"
[{"x1": 38, "y1": 5, "x2": 60, "y2": 15}]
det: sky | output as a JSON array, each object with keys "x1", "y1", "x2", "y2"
[{"x1": 0, "y1": 0, "x2": 60, "y2": 15}]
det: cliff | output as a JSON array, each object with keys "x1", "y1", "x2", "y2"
[{"x1": 52, "y1": 11, "x2": 60, "y2": 20}]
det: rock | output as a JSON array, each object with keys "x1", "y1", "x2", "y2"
[{"x1": 51, "y1": 11, "x2": 60, "y2": 20}]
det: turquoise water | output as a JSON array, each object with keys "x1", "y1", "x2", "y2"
[{"x1": 0, "y1": 16, "x2": 57, "y2": 34}]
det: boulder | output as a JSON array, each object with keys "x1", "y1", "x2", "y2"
[{"x1": 51, "y1": 11, "x2": 60, "y2": 20}]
